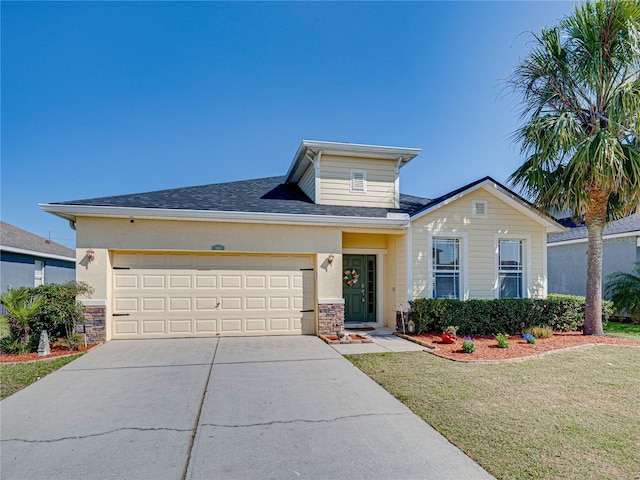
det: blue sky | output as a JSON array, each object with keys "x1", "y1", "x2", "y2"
[{"x1": 2, "y1": 1, "x2": 576, "y2": 248}]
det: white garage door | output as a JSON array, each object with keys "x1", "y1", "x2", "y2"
[{"x1": 111, "y1": 253, "x2": 315, "y2": 339}]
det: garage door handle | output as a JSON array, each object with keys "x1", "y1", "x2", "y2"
[
  {"x1": 300, "y1": 309, "x2": 314, "y2": 313},
  {"x1": 113, "y1": 313, "x2": 130, "y2": 317}
]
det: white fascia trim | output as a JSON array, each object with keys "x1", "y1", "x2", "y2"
[
  {"x1": 39, "y1": 203, "x2": 411, "y2": 229},
  {"x1": 410, "y1": 179, "x2": 565, "y2": 233},
  {"x1": 548, "y1": 230, "x2": 640, "y2": 247},
  {"x1": 0, "y1": 245, "x2": 75, "y2": 262}
]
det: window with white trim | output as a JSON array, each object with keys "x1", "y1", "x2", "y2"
[
  {"x1": 498, "y1": 239, "x2": 523, "y2": 298},
  {"x1": 350, "y1": 169, "x2": 367, "y2": 193},
  {"x1": 432, "y1": 238, "x2": 460, "y2": 299}
]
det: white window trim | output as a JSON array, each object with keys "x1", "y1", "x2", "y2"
[
  {"x1": 493, "y1": 233, "x2": 532, "y2": 299},
  {"x1": 350, "y1": 169, "x2": 367, "y2": 193},
  {"x1": 472, "y1": 200, "x2": 488, "y2": 218},
  {"x1": 427, "y1": 231, "x2": 469, "y2": 300}
]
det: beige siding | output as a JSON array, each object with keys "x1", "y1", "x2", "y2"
[
  {"x1": 410, "y1": 187, "x2": 547, "y2": 300},
  {"x1": 318, "y1": 155, "x2": 396, "y2": 208},
  {"x1": 298, "y1": 164, "x2": 315, "y2": 202}
]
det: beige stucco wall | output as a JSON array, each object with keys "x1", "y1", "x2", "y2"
[
  {"x1": 319, "y1": 155, "x2": 396, "y2": 208},
  {"x1": 74, "y1": 216, "x2": 407, "y2": 338},
  {"x1": 410, "y1": 187, "x2": 547, "y2": 300}
]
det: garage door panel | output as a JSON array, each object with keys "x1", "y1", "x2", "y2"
[
  {"x1": 245, "y1": 297, "x2": 266, "y2": 310},
  {"x1": 115, "y1": 298, "x2": 138, "y2": 312},
  {"x1": 195, "y1": 297, "x2": 218, "y2": 310},
  {"x1": 270, "y1": 318, "x2": 290, "y2": 331},
  {"x1": 195, "y1": 275, "x2": 216, "y2": 288},
  {"x1": 142, "y1": 320, "x2": 165, "y2": 334},
  {"x1": 112, "y1": 253, "x2": 315, "y2": 338},
  {"x1": 169, "y1": 320, "x2": 191, "y2": 333},
  {"x1": 143, "y1": 275, "x2": 165, "y2": 288},
  {"x1": 269, "y1": 276, "x2": 290, "y2": 288},
  {"x1": 115, "y1": 274, "x2": 138, "y2": 288},
  {"x1": 142, "y1": 298, "x2": 165, "y2": 311},
  {"x1": 114, "y1": 320, "x2": 138, "y2": 334},
  {"x1": 195, "y1": 319, "x2": 217, "y2": 333},
  {"x1": 169, "y1": 275, "x2": 191, "y2": 288},
  {"x1": 245, "y1": 275, "x2": 266, "y2": 288},
  {"x1": 246, "y1": 318, "x2": 267, "y2": 331},
  {"x1": 169, "y1": 297, "x2": 191, "y2": 311}
]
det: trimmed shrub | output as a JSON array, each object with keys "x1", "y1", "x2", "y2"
[{"x1": 409, "y1": 295, "x2": 613, "y2": 336}]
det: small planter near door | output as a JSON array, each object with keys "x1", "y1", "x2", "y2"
[{"x1": 441, "y1": 331, "x2": 457, "y2": 344}]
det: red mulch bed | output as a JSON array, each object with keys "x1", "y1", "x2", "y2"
[
  {"x1": 0, "y1": 343, "x2": 100, "y2": 364},
  {"x1": 404, "y1": 331, "x2": 640, "y2": 362}
]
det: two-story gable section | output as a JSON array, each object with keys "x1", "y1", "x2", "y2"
[{"x1": 285, "y1": 140, "x2": 421, "y2": 208}]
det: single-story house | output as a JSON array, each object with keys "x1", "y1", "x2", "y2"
[
  {"x1": 548, "y1": 214, "x2": 640, "y2": 296},
  {"x1": 41, "y1": 140, "x2": 565, "y2": 342},
  {"x1": 1, "y1": 221, "x2": 76, "y2": 293}
]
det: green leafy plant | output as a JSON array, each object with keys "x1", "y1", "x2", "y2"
[
  {"x1": 33, "y1": 282, "x2": 94, "y2": 350},
  {"x1": 462, "y1": 337, "x2": 475, "y2": 354},
  {"x1": 605, "y1": 262, "x2": 640, "y2": 322},
  {"x1": 523, "y1": 325, "x2": 554, "y2": 339},
  {"x1": 0, "y1": 288, "x2": 45, "y2": 353},
  {"x1": 496, "y1": 333, "x2": 510, "y2": 348}
]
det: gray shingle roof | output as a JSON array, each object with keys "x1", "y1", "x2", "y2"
[
  {"x1": 548, "y1": 214, "x2": 640, "y2": 243},
  {"x1": 52, "y1": 176, "x2": 432, "y2": 217},
  {"x1": 1, "y1": 222, "x2": 75, "y2": 258}
]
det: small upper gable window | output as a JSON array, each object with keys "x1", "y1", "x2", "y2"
[
  {"x1": 350, "y1": 169, "x2": 367, "y2": 193},
  {"x1": 472, "y1": 200, "x2": 488, "y2": 218}
]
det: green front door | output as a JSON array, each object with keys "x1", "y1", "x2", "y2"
[{"x1": 343, "y1": 254, "x2": 376, "y2": 323}]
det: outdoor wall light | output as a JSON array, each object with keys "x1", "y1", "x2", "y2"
[
  {"x1": 86, "y1": 249, "x2": 95, "y2": 262},
  {"x1": 327, "y1": 254, "x2": 335, "y2": 265}
]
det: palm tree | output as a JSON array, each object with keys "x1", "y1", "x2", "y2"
[
  {"x1": 509, "y1": 0, "x2": 640, "y2": 335},
  {"x1": 605, "y1": 262, "x2": 640, "y2": 320},
  {"x1": 0, "y1": 288, "x2": 45, "y2": 352}
]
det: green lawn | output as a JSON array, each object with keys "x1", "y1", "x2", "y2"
[
  {"x1": 347, "y1": 345, "x2": 640, "y2": 480},
  {"x1": 0, "y1": 355, "x2": 83, "y2": 400},
  {"x1": 604, "y1": 321, "x2": 640, "y2": 341}
]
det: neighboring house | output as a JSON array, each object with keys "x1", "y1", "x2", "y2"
[
  {"x1": 0, "y1": 221, "x2": 76, "y2": 293},
  {"x1": 41, "y1": 140, "x2": 564, "y2": 342},
  {"x1": 547, "y1": 214, "x2": 640, "y2": 296}
]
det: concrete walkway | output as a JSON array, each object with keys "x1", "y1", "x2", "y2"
[
  {"x1": 331, "y1": 326, "x2": 427, "y2": 354},
  {"x1": 1, "y1": 337, "x2": 492, "y2": 480}
]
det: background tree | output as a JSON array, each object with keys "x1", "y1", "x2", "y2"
[
  {"x1": 605, "y1": 262, "x2": 640, "y2": 320},
  {"x1": 509, "y1": 0, "x2": 640, "y2": 335}
]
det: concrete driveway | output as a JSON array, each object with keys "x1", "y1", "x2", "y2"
[{"x1": 1, "y1": 337, "x2": 492, "y2": 480}]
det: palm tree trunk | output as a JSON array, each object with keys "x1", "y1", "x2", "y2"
[{"x1": 583, "y1": 191, "x2": 608, "y2": 336}]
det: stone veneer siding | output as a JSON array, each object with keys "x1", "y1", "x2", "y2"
[
  {"x1": 317, "y1": 303, "x2": 345, "y2": 335},
  {"x1": 79, "y1": 305, "x2": 106, "y2": 343}
]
